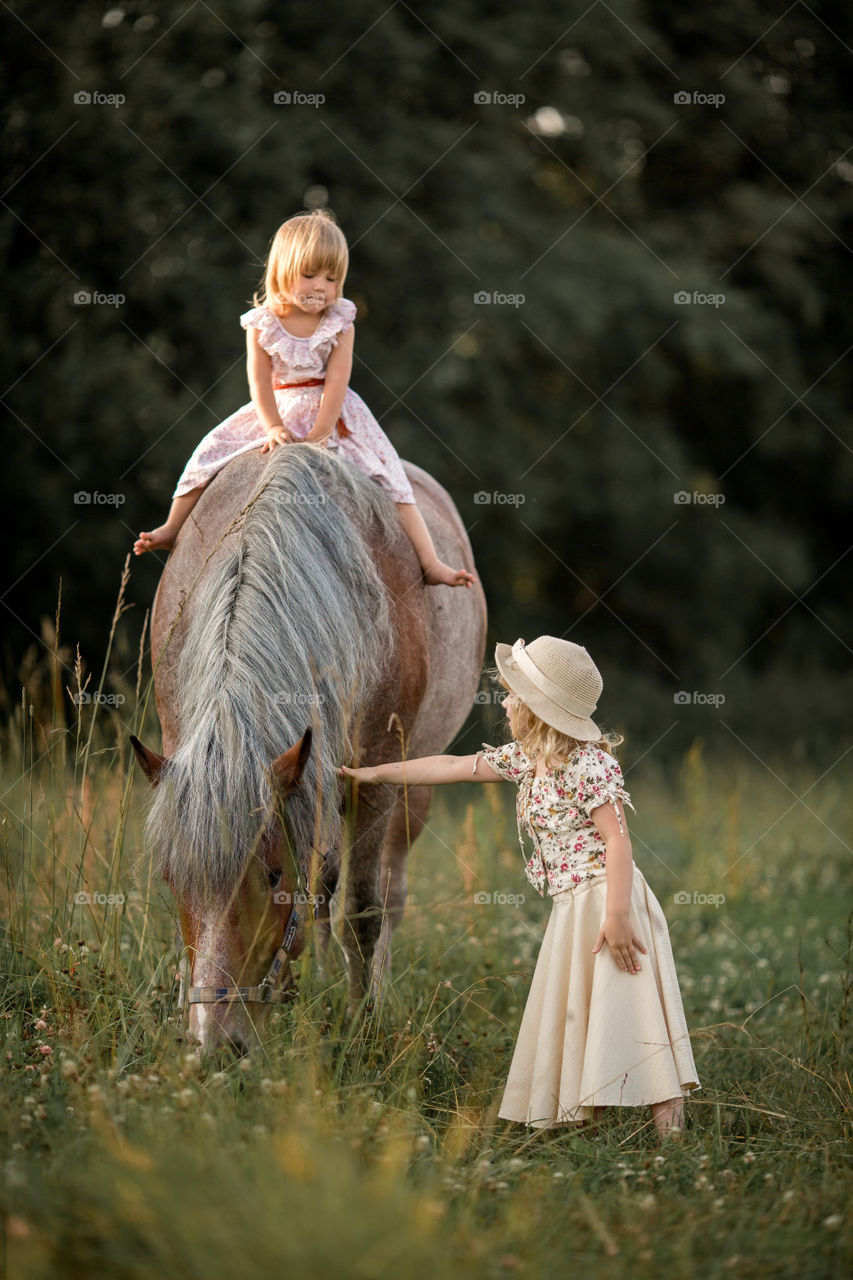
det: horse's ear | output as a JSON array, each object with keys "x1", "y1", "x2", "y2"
[
  {"x1": 130, "y1": 734, "x2": 168, "y2": 786},
  {"x1": 270, "y1": 727, "x2": 313, "y2": 795}
]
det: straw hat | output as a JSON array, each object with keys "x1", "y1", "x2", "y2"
[{"x1": 494, "y1": 636, "x2": 603, "y2": 740}]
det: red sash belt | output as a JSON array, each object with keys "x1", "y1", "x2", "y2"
[{"x1": 272, "y1": 378, "x2": 350, "y2": 439}]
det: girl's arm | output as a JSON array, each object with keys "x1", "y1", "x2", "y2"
[
  {"x1": 590, "y1": 801, "x2": 648, "y2": 975},
  {"x1": 339, "y1": 752, "x2": 503, "y2": 786},
  {"x1": 304, "y1": 325, "x2": 354, "y2": 445},
  {"x1": 246, "y1": 328, "x2": 292, "y2": 449}
]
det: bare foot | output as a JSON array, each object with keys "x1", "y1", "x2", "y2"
[
  {"x1": 422, "y1": 560, "x2": 476, "y2": 588},
  {"x1": 133, "y1": 525, "x2": 177, "y2": 556}
]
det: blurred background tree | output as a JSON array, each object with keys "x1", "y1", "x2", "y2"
[{"x1": 1, "y1": 0, "x2": 851, "y2": 758}]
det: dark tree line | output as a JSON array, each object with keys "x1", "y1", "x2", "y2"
[{"x1": 2, "y1": 0, "x2": 851, "y2": 757}]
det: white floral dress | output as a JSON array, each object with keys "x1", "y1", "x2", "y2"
[
  {"x1": 473, "y1": 740, "x2": 636, "y2": 896},
  {"x1": 173, "y1": 298, "x2": 416, "y2": 503}
]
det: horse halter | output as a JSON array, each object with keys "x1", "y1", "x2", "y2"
[
  {"x1": 173, "y1": 840, "x2": 333, "y2": 1012},
  {"x1": 178, "y1": 900, "x2": 301, "y2": 1009}
]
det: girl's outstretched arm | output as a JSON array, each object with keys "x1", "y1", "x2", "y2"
[{"x1": 339, "y1": 753, "x2": 502, "y2": 786}]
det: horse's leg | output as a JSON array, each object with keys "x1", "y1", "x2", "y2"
[
  {"x1": 341, "y1": 788, "x2": 395, "y2": 1017},
  {"x1": 371, "y1": 784, "x2": 433, "y2": 1000},
  {"x1": 313, "y1": 855, "x2": 340, "y2": 979}
]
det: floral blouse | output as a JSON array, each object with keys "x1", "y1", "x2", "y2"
[{"x1": 473, "y1": 740, "x2": 636, "y2": 897}]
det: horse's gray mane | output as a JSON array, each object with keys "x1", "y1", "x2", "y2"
[{"x1": 146, "y1": 445, "x2": 398, "y2": 899}]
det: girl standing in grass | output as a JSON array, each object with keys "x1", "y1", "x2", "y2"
[{"x1": 340, "y1": 635, "x2": 700, "y2": 1137}]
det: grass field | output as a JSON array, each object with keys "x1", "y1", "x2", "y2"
[{"x1": 1, "y1": 666, "x2": 851, "y2": 1279}]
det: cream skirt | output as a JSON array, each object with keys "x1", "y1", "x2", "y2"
[{"x1": 498, "y1": 868, "x2": 701, "y2": 1129}]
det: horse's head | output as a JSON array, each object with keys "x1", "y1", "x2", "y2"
[{"x1": 131, "y1": 728, "x2": 321, "y2": 1056}]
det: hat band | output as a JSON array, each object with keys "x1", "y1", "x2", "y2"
[{"x1": 511, "y1": 639, "x2": 598, "y2": 720}]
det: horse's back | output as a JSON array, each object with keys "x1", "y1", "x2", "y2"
[
  {"x1": 401, "y1": 462, "x2": 487, "y2": 756},
  {"x1": 150, "y1": 451, "x2": 268, "y2": 751},
  {"x1": 150, "y1": 449, "x2": 486, "y2": 755}
]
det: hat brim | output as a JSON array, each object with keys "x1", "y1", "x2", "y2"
[{"x1": 494, "y1": 642, "x2": 602, "y2": 741}]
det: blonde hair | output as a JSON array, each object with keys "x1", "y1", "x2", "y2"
[
  {"x1": 494, "y1": 673, "x2": 623, "y2": 767},
  {"x1": 254, "y1": 209, "x2": 349, "y2": 316}
]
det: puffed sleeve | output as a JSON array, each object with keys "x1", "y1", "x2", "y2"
[
  {"x1": 304, "y1": 297, "x2": 357, "y2": 353},
  {"x1": 239, "y1": 306, "x2": 280, "y2": 353},
  {"x1": 333, "y1": 297, "x2": 357, "y2": 334},
  {"x1": 575, "y1": 747, "x2": 635, "y2": 834},
  {"x1": 472, "y1": 740, "x2": 532, "y2": 781}
]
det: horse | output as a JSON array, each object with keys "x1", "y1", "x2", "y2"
[{"x1": 130, "y1": 444, "x2": 486, "y2": 1054}]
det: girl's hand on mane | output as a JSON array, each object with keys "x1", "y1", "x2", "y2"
[{"x1": 262, "y1": 425, "x2": 294, "y2": 452}]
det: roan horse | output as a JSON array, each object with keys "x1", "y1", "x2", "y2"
[{"x1": 131, "y1": 444, "x2": 486, "y2": 1054}]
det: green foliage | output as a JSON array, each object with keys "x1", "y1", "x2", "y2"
[
  {"x1": 1, "y1": 706, "x2": 852, "y2": 1278},
  {"x1": 2, "y1": 1, "x2": 852, "y2": 756}
]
